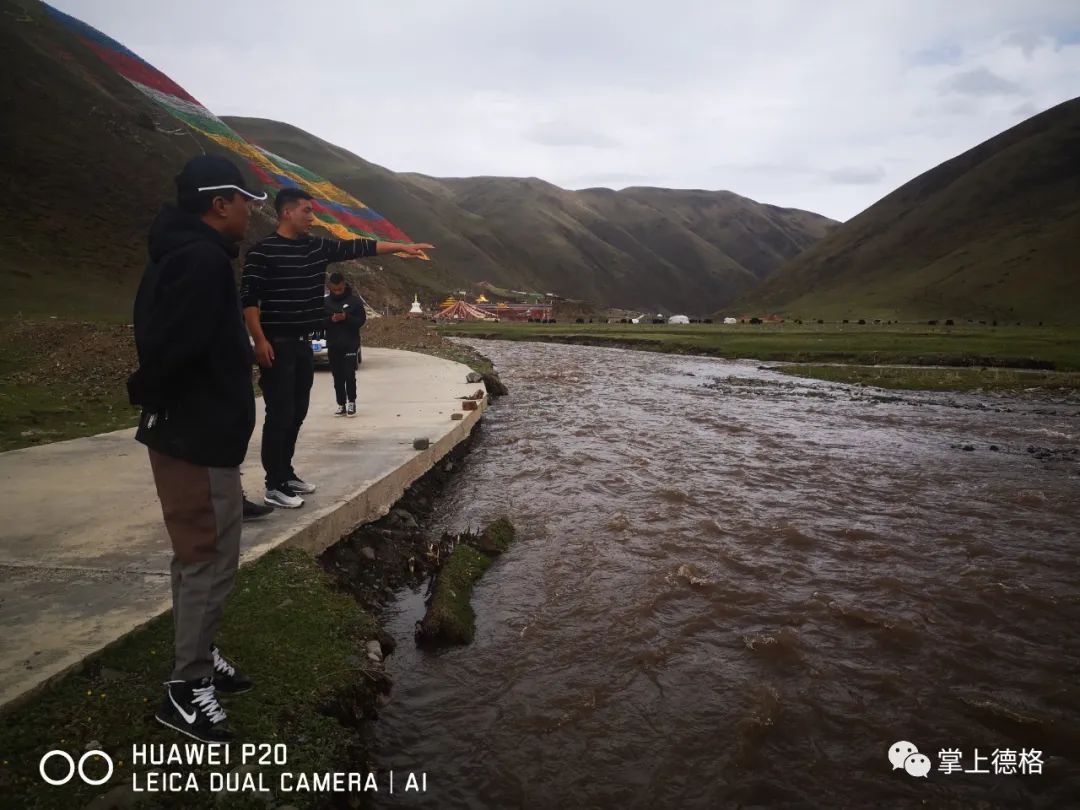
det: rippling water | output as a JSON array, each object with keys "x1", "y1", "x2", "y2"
[{"x1": 372, "y1": 340, "x2": 1080, "y2": 808}]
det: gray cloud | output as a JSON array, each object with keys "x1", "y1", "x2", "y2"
[
  {"x1": 1011, "y1": 101, "x2": 1039, "y2": 118},
  {"x1": 525, "y1": 121, "x2": 621, "y2": 149},
  {"x1": 47, "y1": 0, "x2": 1080, "y2": 222},
  {"x1": 1004, "y1": 31, "x2": 1045, "y2": 58},
  {"x1": 573, "y1": 172, "x2": 653, "y2": 187},
  {"x1": 941, "y1": 67, "x2": 1025, "y2": 97},
  {"x1": 825, "y1": 166, "x2": 886, "y2": 185},
  {"x1": 713, "y1": 161, "x2": 817, "y2": 177}
]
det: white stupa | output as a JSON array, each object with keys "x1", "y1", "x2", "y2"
[{"x1": 408, "y1": 294, "x2": 424, "y2": 317}]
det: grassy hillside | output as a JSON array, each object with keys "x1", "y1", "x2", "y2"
[
  {"x1": 225, "y1": 117, "x2": 835, "y2": 314},
  {"x1": 740, "y1": 96, "x2": 1080, "y2": 324},
  {"x1": 0, "y1": 1, "x2": 467, "y2": 320},
  {"x1": 0, "y1": 0, "x2": 205, "y2": 320}
]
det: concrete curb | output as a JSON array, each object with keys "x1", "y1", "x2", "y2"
[{"x1": 277, "y1": 401, "x2": 483, "y2": 557}]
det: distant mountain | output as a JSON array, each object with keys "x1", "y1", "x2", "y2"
[
  {"x1": 225, "y1": 117, "x2": 836, "y2": 315},
  {"x1": 739, "y1": 96, "x2": 1080, "y2": 324},
  {"x1": 0, "y1": 0, "x2": 834, "y2": 320}
]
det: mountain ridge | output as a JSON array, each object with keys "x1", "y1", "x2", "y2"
[
  {"x1": 224, "y1": 115, "x2": 836, "y2": 314},
  {"x1": 737, "y1": 96, "x2": 1080, "y2": 324}
]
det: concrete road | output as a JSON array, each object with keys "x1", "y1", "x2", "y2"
[{"x1": 0, "y1": 348, "x2": 486, "y2": 709}]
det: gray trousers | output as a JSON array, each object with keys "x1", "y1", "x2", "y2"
[{"x1": 148, "y1": 450, "x2": 242, "y2": 682}]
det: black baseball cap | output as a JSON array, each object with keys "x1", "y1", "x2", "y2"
[{"x1": 175, "y1": 154, "x2": 267, "y2": 201}]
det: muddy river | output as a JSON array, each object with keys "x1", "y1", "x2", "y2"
[{"x1": 372, "y1": 339, "x2": 1079, "y2": 808}]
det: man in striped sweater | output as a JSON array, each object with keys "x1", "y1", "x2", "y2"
[{"x1": 241, "y1": 188, "x2": 433, "y2": 508}]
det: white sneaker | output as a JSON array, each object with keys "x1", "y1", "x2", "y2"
[
  {"x1": 346, "y1": 401, "x2": 357, "y2": 417},
  {"x1": 265, "y1": 484, "x2": 303, "y2": 509},
  {"x1": 286, "y1": 477, "x2": 316, "y2": 494},
  {"x1": 334, "y1": 404, "x2": 346, "y2": 417}
]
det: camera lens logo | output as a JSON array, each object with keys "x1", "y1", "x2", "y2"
[
  {"x1": 39, "y1": 750, "x2": 114, "y2": 786},
  {"x1": 888, "y1": 741, "x2": 930, "y2": 778}
]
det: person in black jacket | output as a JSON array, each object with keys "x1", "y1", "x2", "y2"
[
  {"x1": 324, "y1": 271, "x2": 367, "y2": 417},
  {"x1": 128, "y1": 155, "x2": 265, "y2": 743}
]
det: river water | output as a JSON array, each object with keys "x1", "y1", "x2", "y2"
[{"x1": 372, "y1": 339, "x2": 1079, "y2": 809}]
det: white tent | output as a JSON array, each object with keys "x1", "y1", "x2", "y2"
[
  {"x1": 668, "y1": 315, "x2": 690, "y2": 325},
  {"x1": 723, "y1": 317, "x2": 737, "y2": 325}
]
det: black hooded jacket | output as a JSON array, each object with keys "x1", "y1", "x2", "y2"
[
  {"x1": 128, "y1": 205, "x2": 256, "y2": 467},
  {"x1": 324, "y1": 286, "x2": 367, "y2": 352}
]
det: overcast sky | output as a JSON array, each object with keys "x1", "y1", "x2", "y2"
[{"x1": 53, "y1": 0, "x2": 1080, "y2": 221}]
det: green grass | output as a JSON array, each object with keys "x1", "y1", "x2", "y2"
[
  {"x1": 0, "y1": 270, "x2": 138, "y2": 323},
  {"x1": 773, "y1": 365, "x2": 1080, "y2": 392},
  {"x1": 0, "y1": 381, "x2": 139, "y2": 452},
  {"x1": 0, "y1": 318, "x2": 271, "y2": 453},
  {"x1": 0, "y1": 548, "x2": 380, "y2": 810},
  {"x1": 477, "y1": 518, "x2": 516, "y2": 554},
  {"x1": 0, "y1": 321, "x2": 140, "y2": 452},
  {"x1": 417, "y1": 544, "x2": 492, "y2": 645},
  {"x1": 417, "y1": 519, "x2": 516, "y2": 645},
  {"x1": 437, "y1": 322, "x2": 1080, "y2": 373}
]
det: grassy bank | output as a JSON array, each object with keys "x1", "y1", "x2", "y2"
[
  {"x1": 417, "y1": 544, "x2": 493, "y2": 645},
  {"x1": 0, "y1": 547, "x2": 383, "y2": 809},
  {"x1": 416, "y1": 518, "x2": 517, "y2": 646},
  {"x1": 437, "y1": 322, "x2": 1080, "y2": 373},
  {"x1": 0, "y1": 319, "x2": 140, "y2": 452},
  {"x1": 0, "y1": 315, "x2": 499, "y2": 454},
  {"x1": 774, "y1": 365, "x2": 1080, "y2": 393}
]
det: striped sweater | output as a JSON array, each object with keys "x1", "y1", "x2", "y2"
[{"x1": 240, "y1": 234, "x2": 377, "y2": 337}]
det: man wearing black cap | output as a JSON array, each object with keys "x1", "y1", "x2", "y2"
[
  {"x1": 241, "y1": 188, "x2": 433, "y2": 509},
  {"x1": 128, "y1": 154, "x2": 265, "y2": 742}
]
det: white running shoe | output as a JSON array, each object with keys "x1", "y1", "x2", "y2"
[
  {"x1": 265, "y1": 484, "x2": 304, "y2": 508},
  {"x1": 286, "y1": 476, "x2": 316, "y2": 494}
]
